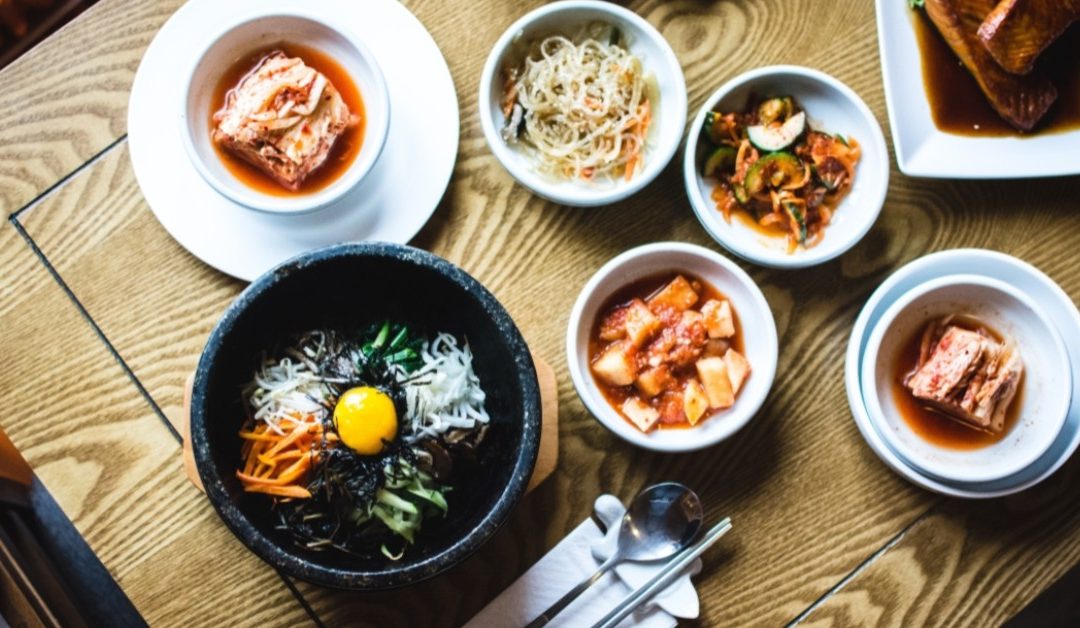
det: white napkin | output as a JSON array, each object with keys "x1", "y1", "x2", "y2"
[{"x1": 465, "y1": 495, "x2": 702, "y2": 628}]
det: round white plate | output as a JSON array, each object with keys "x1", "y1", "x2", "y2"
[
  {"x1": 844, "y1": 249, "x2": 1080, "y2": 498},
  {"x1": 128, "y1": 0, "x2": 459, "y2": 281}
]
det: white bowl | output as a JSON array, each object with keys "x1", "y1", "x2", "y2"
[
  {"x1": 862, "y1": 274, "x2": 1071, "y2": 483},
  {"x1": 683, "y1": 66, "x2": 889, "y2": 268},
  {"x1": 566, "y1": 242, "x2": 778, "y2": 451},
  {"x1": 478, "y1": 0, "x2": 687, "y2": 207},
  {"x1": 181, "y1": 12, "x2": 390, "y2": 214}
]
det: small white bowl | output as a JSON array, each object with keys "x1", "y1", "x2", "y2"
[
  {"x1": 566, "y1": 242, "x2": 778, "y2": 451},
  {"x1": 862, "y1": 274, "x2": 1071, "y2": 483},
  {"x1": 478, "y1": 0, "x2": 687, "y2": 207},
  {"x1": 181, "y1": 12, "x2": 390, "y2": 214},
  {"x1": 683, "y1": 66, "x2": 889, "y2": 268}
]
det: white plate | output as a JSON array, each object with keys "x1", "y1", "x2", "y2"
[
  {"x1": 845, "y1": 250, "x2": 1080, "y2": 498},
  {"x1": 875, "y1": 0, "x2": 1080, "y2": 179},
  {"x1": 129, "y1": 0, "x2": 459, "y2": 281}
]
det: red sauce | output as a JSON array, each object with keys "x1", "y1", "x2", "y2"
[
  {"x1": 732, "y1": 208, "x2": 789, "y2": 239},
  {"x1": 588, "y1": 273, "x2": 746, "y2": 432},
  {"x1": 210, "y1": 44, "x2": 366, "y2": 196},
  {"x1": 891, "y1": 317, "x2": 1023, "y2": 450},
  {"x1": 912, "y1": 11, "x2": 1080, "y2": 136}
]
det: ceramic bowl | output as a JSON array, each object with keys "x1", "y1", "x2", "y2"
[
  {"x1": 181, "y1": 12, "x2": 390, "y2": 214},
  {"x1": 861, "y1": 273, "x2": 1071, "y2": 483},
  {"x1": 566, "y1": 242, "x2": 778, "y2": 451},
  {"x1": 478, "y1": 0, "x2": 687, "y2": 207},
  {"x1": 189, "y1": 242, "x2": 541, "y2": 589},
  {"x1": 683, "y1": 65, "x2": 889, "y2": 268}
]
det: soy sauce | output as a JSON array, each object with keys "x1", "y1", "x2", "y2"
[{"x1": 912, "y1": 11, "x2": 1080, "y2": 136}]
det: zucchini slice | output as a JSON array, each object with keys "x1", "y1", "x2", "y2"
[
  {"x1": 782, "y1": 201, "x2": 808, "y2": 244},
  {"x1": 747, "y1": 111, "x2": 806, "y2": 153},
  {"x1": 743, "y1": 152, "x2": 803, "y2": 195},
  {"x1": 732, "y1": 182, "x2": 750, "y2": 206},
  {"x1": 702, "y1": 145, "x2": 737, "y2": 178},
  {"x1": 757, "y1": 97, "x2": 794, "y2": 125},
  {"x1": 703, "y1": 111, "x2": 727, "y2": 145}
]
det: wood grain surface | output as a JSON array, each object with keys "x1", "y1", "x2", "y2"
[
  {"x1": 0, "y1": 221, "x2": 311, "y2": 627},
  {"x1": 0, "y1": 0, "x2": 183, "y2": 215},
  {"x1": 2, "y1": 0, "x2": 1079, "y2": 626},
  {"x1": 800, "y1": 457, "x2": 1080, "y2": 627}
]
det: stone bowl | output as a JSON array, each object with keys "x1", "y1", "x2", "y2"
[{"x1": 190, "y1": 242, "x2": 541, "y2": 589}]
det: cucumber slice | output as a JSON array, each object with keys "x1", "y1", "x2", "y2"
[
  {"x1": 702, "y1": 146, "x2": 737, "y2": 178},
  {"x1": 744, "y1": 152, "x2": 803, "y2": 195},
  {"x1": 732, "y1": 182, "x2": 750, "y2": 206},
  {"x1": 782, "y1": 201, "x2": 808, "y2": 244},
  {"x1": 747, "y1": 111, "x2": 806, "y2": 152},
  {"x1": 757, "y1": 97, "x2": 794, "y2": 125},
  {"x1": 703, "y1": 111, "x2": 726, "y2": 145}
]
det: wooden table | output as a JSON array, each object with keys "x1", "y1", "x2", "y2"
[{"x1": 1, "y1": 0, "x2": 1078, "y2": 625}]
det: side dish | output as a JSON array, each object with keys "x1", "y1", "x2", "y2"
[
  {"x1": 911, "y1": 0, "x2": 1080, "y2": 134},
  {"x1": 237, "y1": 323, "x2": 490, "y2": 559},
  {"x1": 978, "y1": 0, "x2": 1079, "y2": 75},
  {"x1": 699, "y1": 96, "x2": 861, "y2": 252},
  {"x1": 895, "y1": 315, "x2": 1024, "y2": 448},
  {"x1": 589, "y1": 273, "x2": 751, "y2": 433},
  {"x1": 212, "y1": 45, "x2": 365, "y2": 194},
  {"x1": 500, "y1": 22, "x2": 652, "y2": 182}
]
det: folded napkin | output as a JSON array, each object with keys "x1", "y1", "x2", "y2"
[{"x1": 465, "y1": 495, "x2": 702, "y2": 628}]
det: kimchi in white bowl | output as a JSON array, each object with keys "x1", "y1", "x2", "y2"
[
  {"x1": 181, "y1": 12, "x2": 390, "y2": 214},
  {"x1": 862, "y1": 274, "x2": 1071, "y2": 484}
]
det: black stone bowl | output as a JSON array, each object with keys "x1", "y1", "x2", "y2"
[{"x1": 190, "y1": 242, "x2": 541, "y2": 590}]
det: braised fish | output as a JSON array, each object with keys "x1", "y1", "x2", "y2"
[
  {"x1": 925, "y1": 0, "x2": 1058, "y2": 130},
  {"x1": 978, "y1": 0, "x2": 1080, "y2": 75}
]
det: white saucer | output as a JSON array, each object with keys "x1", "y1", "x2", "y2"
[
  {"x1": 128, "y1": 0, "x2": 459, "y2": 281},
  {"x1": 845, "y1": 249, "x2": 1080, "y2": 498}
]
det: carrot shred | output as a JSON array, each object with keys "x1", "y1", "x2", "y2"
[
  {"x1": 621, "y1": 100, "x2": 651, "y2": 182},
  {"x1": 237, "y1": 417, "x2": 322, "y2": 498},
  {"x1": 242, "y1": 484, "x2": 313, "y2": 499}
]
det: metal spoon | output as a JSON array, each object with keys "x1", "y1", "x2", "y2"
[{"x1": 524, "y1": 482, "x2": 703, "y2": 628}]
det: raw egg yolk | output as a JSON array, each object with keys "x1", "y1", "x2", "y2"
[{"x1": 333, "y1": 387, "x2": 397, "y2": 455}]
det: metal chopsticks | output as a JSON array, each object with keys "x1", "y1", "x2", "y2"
[{"x1": 589, "y1": 517, "x2": 732, "y2": 628}]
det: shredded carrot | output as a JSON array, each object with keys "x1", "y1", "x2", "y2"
[
  {"x1": 244, "y1": 485, "x2": 313, "y2": 499},
  {"x1": 238, "y1": 430, "x2": 278, "y2": 442},
  {"x1": 501, "y1": 69, "x2": 519, "y2": 118},
  {"x1": 237, "y1": 416, "x2": 322, "y2": 498},
  {"x1": 622, "y1": 100, "x2": 651, "y2": 182}
]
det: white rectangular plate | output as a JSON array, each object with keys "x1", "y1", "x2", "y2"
[{"x1": 875, "y1": 0, "x2": 1080, "y2": 179}]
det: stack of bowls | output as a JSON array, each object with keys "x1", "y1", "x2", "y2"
[{"x1": 845, "y1": 249, "x2": 1080, "y2": 497}]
